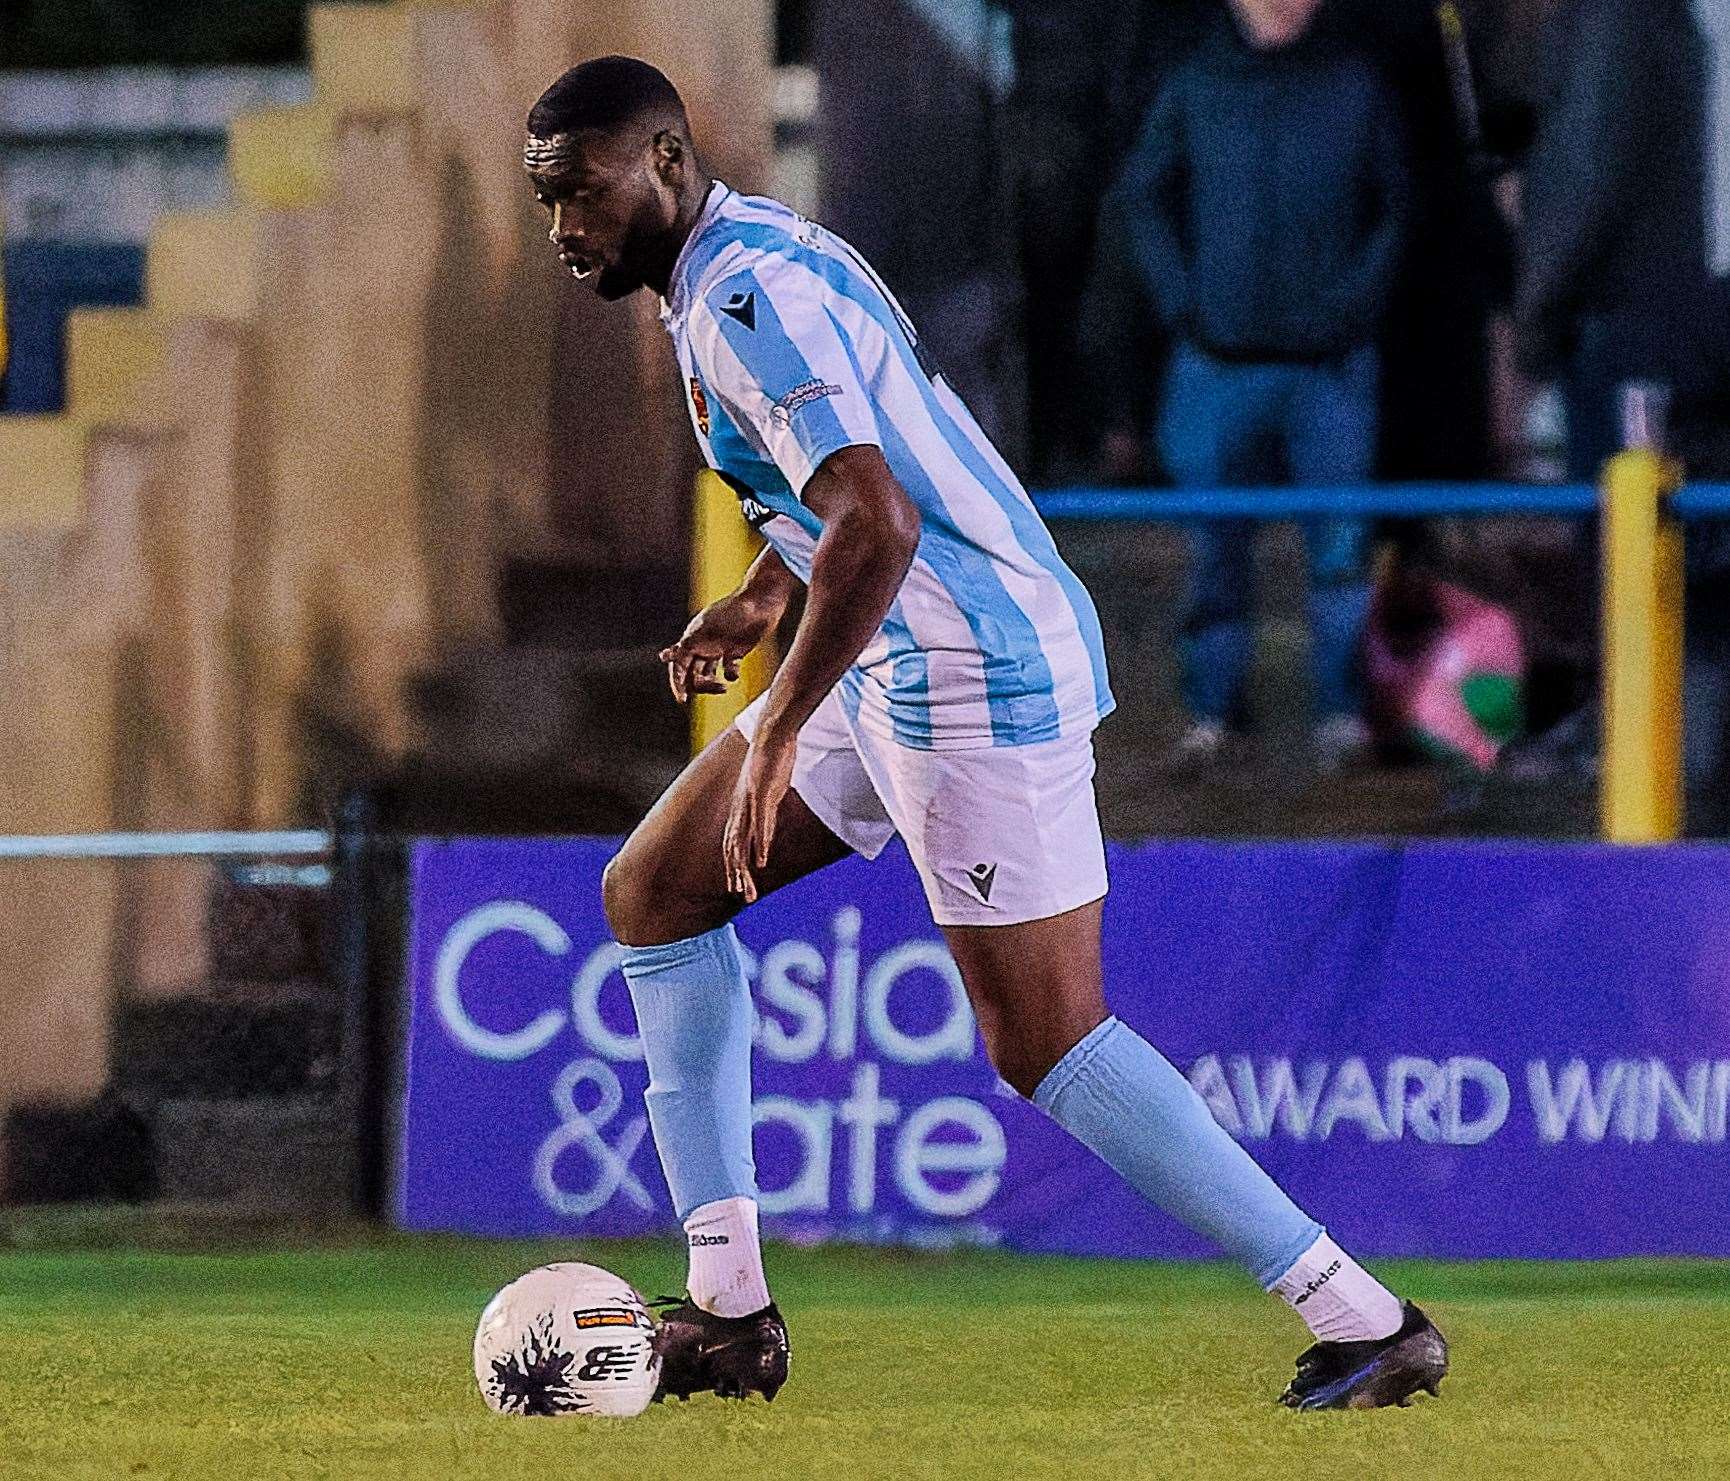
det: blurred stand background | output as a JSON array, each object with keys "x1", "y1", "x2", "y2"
[
  {"x1": 0, "y1": 0, "x2": 1725, "y2": 1210},
  {"x1": 0, "y1": 0, "x2": 780, "y2": 1203}
]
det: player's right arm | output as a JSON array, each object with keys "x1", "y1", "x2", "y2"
[
  {"x1": 659, "y1": 544, "x2": 801, "y2": 704},
  {"x1": 723, "y1": 444, "x2": 919, "y2": 899},
  {"x1": 684, "y1": 251, "x2": 920, "y2": 893}
]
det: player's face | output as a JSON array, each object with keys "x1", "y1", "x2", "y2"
[{"x1": 527, "y1": 129, "x2": 680, "y2": 301}]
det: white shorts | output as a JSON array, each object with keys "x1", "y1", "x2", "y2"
[{"x1": 735, "y1": 688, "x2": 1109, "y2": 927}]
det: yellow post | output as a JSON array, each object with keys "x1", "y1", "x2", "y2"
[
  {"x1": 1600, "y1": 447, "x2": 1685, "y2": 841},
  {"x1": 690, "y1": 471, "x2": 775, "y2": 753}
]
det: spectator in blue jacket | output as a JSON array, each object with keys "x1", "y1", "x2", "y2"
[{"x1": 1114, "y1": 0, "x2": 1412, "y2": 769}]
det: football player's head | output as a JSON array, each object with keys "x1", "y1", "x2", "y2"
[{"x1": 524, "y1": 56, "x2": 707, "y2": 301}]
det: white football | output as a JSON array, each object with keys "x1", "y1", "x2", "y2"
[{"x1": 474, "y1": 1262, "x2": 660, "y2": 1418}]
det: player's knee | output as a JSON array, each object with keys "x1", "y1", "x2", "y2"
[
  {"x1": 978, "y1": 1029, "x2": 1061, "y2": 1101},
  {"x1": 603, "y1": 842, "x2": 729, "y2": 947},
  {"x1": 601, "y1": 850, "x2": 655, "y2": 946},
  {"x1": 975, "y1": 1006, "x2": 1105, "y2": 1101}
]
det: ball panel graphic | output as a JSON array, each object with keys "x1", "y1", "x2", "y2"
[{"x1": 474, "y1": 1262, "x2": 659, "y2": 1418}]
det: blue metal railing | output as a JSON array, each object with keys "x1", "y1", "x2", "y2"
[
  {"x1": 1031, "y1": 464, "x2": 1730, "y2": 842},
  {"x1": 1669, "y1": 484, "x2": 1730, "y2": 520},
  {"x1": 1033, "y1": 482, "x2": 1730, "y2": 523}
]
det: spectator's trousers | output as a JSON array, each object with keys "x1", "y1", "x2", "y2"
[{"x1": 1158, "y1": 341, "x2": 1378, "y2": 725}]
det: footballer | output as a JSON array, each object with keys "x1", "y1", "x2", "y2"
[{"x1": 522, "y1": 55, "x2": 1448, "y2": 1412}]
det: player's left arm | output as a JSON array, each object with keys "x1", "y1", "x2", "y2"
[{"x1": 723, "y1": 445, "x2": 919, "y2": 900}]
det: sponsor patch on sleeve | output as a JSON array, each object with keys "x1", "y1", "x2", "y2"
[{"x1": 771, "y1": 377, "x2": 844, "y2": 427}]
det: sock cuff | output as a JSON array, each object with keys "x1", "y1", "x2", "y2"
[
  {"x1": 620, "y1": 922, "x2": 742, "y2": 979},
  {"x1": 1259, "y1": 1222, "x2": 1331, "y2": 1292},
  {"x1": 1031, "y1": 1015, "x2": 1123, "y2": 1110},
  {"x1": 685, "y1": 1195, "x2": 760, "y2": 1230}
]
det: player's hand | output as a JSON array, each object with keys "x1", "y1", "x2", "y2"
[
  {"x1": 659, "y1": 591, "x2": 778, "y2": 705},
  {"x1": 722, "y1": 725, "x2": 797, "y2": 903}
]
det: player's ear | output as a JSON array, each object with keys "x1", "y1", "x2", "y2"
[{"x1": 652, "y1": 129, "x2": 684, "y2": 180}]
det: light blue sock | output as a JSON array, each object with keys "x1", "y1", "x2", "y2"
[
  {"x1": 621, "y1": 925, "x2": 757, "y2": 1220},
  {"x1": 1034, "y1": 1017, "x2": 1321, "y2": 1287}
]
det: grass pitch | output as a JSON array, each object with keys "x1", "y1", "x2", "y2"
[{"x1": 1, "y1": 1228, "x2": 1726, "y2": 1481}]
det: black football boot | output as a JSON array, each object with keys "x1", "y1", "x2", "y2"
[
  {"x1": 651, "y1": 1298, "x2": 790, "y2": 1402},
  {"x1": 1279, "y1": 1301, "x2": 1448, "y2": 1411}
]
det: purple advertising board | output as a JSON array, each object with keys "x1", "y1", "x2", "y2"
[{"x1": 397, "y1": 838, "x2": 1730, "y2": 1258}]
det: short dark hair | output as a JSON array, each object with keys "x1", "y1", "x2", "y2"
[{"x1": 527, "y1": 56, "x2": 686, "y2": 138}]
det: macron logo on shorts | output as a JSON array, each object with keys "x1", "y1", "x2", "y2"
[{"x1": 966, "y1": 862, "x2": 998, "y2": 903}]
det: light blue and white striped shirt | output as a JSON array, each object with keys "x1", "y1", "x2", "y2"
[{"x1": 662, "y1": 182, "x2": 1114, "y2": 751}]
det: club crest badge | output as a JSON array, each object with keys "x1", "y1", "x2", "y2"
[{"x1": 689, "y1": 376, "x2": 711, "y2": 438}]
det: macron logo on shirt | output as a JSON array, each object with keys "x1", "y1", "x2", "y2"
[{"x1": 718, "y1": 290, "x2": 756, "y2": 330}]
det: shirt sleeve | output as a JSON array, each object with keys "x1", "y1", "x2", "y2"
[{"x1": 690, "y1": 257, "x2": 883, "y2": 497}]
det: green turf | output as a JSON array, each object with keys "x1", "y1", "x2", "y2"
[{"x1": 1, "y1": 1233, "x2": 1726, "y2": 1480}]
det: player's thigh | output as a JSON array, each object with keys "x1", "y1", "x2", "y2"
[
  {"x1": 602, "y1": 726, "x2": 851, "y2": 947},
  {"x1": 942, "y1": 899, "x2": 1108, "y2": 1098},
  {"x1": 868, "y1": 727, "x2": 1106, "y2": 931},
  {"x1": 855, "y1": 731, "x2": 1110, "y2": 1093}
]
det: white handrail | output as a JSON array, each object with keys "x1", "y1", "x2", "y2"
[{"x1": 0, "y1": 830, "x2": 332, "y2": 860}]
